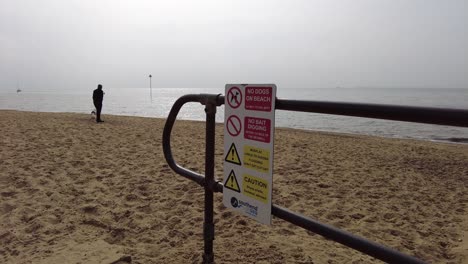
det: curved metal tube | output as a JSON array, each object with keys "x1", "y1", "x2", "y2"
[{"x1": 162, "y1": 94, "x2": 208, "y2": 186}]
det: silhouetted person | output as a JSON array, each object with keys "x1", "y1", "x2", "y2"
[{"x1": 93, "y1": 84, "x2": 104, "y2": 123}]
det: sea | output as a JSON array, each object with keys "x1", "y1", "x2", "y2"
[{"x1": 1, "y1": 87, "x2": 467, "y2": 144}]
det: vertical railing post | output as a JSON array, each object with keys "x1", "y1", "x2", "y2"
[{"x1": 202, "y1": 98, "x2": 217, "y2": 264}]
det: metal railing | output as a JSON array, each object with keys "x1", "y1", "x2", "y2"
[{"x1": 162, "y1": 93, "x2": 468, "y2": 264}]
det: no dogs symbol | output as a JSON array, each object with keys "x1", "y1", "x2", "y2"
[{"x1": 227, "y1": 87, "x2": 242, "y2": 109}]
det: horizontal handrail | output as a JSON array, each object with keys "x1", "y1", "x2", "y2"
[{"x1": 216, "y1": 95, "x2": 468, "y2": 127}]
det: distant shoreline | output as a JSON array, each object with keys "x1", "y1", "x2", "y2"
[{"x1": 2, "y1": 109, "x2": 467, "y2": 145}]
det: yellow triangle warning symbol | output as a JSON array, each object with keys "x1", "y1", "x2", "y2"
[
  {"x1": 225, "y1": 143, "x2": 241, "y2": 166},
  {"x1": 224, "y1": 170, "x2": 241, "y2": 193}
]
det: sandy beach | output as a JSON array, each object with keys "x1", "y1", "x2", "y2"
[{"x1": 1, "y1": 110, "x2": 467, "y2": 264}]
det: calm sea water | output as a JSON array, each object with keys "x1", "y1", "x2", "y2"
[{"x1": 1, "y1": 88, "x2": 467, "y2": 143}]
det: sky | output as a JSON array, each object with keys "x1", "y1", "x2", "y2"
[{"x1": 0, "y1": 0, "x2": 467, "y2": 91}]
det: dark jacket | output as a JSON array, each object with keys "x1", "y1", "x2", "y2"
[{"x1": 93, "y1": 89, "x2": 104, "y2": 104}]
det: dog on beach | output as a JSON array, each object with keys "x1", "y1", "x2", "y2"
[{"x1": 91, "y1": 109, "x2": 96, "y2": 119}]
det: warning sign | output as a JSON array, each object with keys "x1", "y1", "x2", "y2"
[
  {"x1": 224, "y1": 170, "x2": 240, "y2": 192},
  {"x1": 223, "y1": 84, "x2": 276, "y2": 225},
  {"x1": 243, "y1": 174, "x2": 268, "y2": 203},
  {"x1": 243, "y1": 145, "x2": 270, "y2": 173},
  {"x1": 225, "y1": 143, "x2": 241, "y2": 165}
]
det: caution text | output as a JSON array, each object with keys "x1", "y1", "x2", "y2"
[{"x1": 243, "y1": 174, "x2": 268, "y2": 203}]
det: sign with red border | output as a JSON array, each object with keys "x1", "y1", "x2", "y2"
[
  {"x1": 244, "y1": 116, "x2": 271, "y2": 143},
  {"x1": 223, "y1": 84, "x2": 276, "y2": 225},
  {"x1": 245, "y1": 86, "x2": 273, "y2": 111}
]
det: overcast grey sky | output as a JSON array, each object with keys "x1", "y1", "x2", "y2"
[{"x1": 1, "y1": 0, "x2": 467, "y2": 90}]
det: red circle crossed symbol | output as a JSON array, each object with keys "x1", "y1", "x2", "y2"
[
  {"x1": 227, "y1": 87, "x2": 242, "y2": 109},
  {"x1": 226, "y1": 115, "x2": 242, "y2": 137}
]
